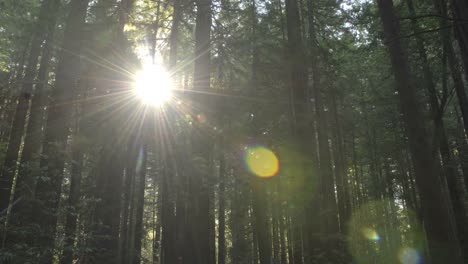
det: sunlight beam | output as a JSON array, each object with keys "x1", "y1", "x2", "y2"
[{"x1": 133, "y1": 64, "x2": 173, "y2": 106}]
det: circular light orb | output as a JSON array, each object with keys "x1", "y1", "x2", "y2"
[
  {"x1": 398, "y1": 247, "x2": 421, "y2": 264},
  {"x1": 362, "y1": 227, "x2": 381, "y2": 242},
  {"x1": 348, "y1": 200, "x2": 425, "y2": 264},
  {"x1": 133, "y1": 64, "x2": 173, "y2": 106},
  {"x1": 245, "y1": 146, "x2": 279, "y2": 178}
]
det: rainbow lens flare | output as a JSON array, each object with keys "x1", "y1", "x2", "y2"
[
  {"x1": 398, "y1": 247, "x2": 421, "y2": 264},
  {"x1": 244, "y1": 146, "x2": 279, "y2": 178},
  {"x1": 362, "y1": 228, "x2": 381, "y2": 241}
]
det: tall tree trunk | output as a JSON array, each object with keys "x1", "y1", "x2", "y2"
[
  {"x1": 151, "y1": 166, "x2": 161, "y2": 264},
  {"x1": 230, "y1": 169, "x2": 249, "y2": 264},
  {"x1": 133, "y1": 144, "x2": 147, "y2": 264},
  {"x1": 2, "y1": 5, "x2": 58, "y2": 250},
  {"x1": 0, "y1": 45, "x2": 28, "y2": 142},
  {"x1": 329, "y1": 88, "x2": 351, "y2": 232},
  {"x1": 161, "y1": 160, "x2": 176, "y2": 264},
  {"x1": 407, "y1": 0, "x2": 468, "y2": 259},
  {"x1": 251, "y1": 202, "x2": 259, "y2": 264},
  {"x1": 305, "y1": 0, "x2": 339, "y2": 234},
  {"x1": 377, "y1": 0, "x2": 463, "y2": 262},
  {"x1": 92, "y1": 0, "x2": 135, "y2": 260},
  {"x1": 248, "y1": 1, "x2": 273, "y2": 263},
  {"x1": 0, "y1": 0, "x2": 59, "y2": 213},
  {"x1": 119, "y1": 154, "x2": 135, "y2": 263},
  {"x1": 92, "y1": 145, "x2": 125, "y2": 263},
  {"x1": 432, "y1": 0, "x2": 468, "y2": 138},
  {"x1": 169, "y1": 0, "x2": 182, "y2": 69},
  {"x1": 59, "y1": 79, "x2": 87, "y2": 264},
  {"x1": 450, "y1": 0, "x2": 468, "y2": 82},
  {"x1": 32, "y1": 0, "x2": 89, "y2": 262},
  {"x1": 217, "y1": 153, "x2": 226, "y2": 264},
  {"x1": 251, "y1": 178, "x2": 273, "y2": 264},
  {"x1": 188, "y1": 0, "x2": 212, "y2": 261},
  {"x1": 17, "y1": 7, "x2": 58, "y2": 200}
]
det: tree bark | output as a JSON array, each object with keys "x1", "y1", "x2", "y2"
[
  {"x1": 32, "y1": 0, "x2": 89, "y2": 262},
  {"x1": 0, "y1": 0, "x2": 59, "y2": 213},
  {"x1": 17, "y1": 5, "x2": 58, "y2": 199},
  {"x1": 133, "y1": 144, "x2": 148, "y2": 264},
  {"x1": 188, "y1": 0, "x2": 213, "y2": 261},
  {"x1": 92, "y1": 145, "x2": 125, "y2": 263},
  {"x1": 377, "y1": 0, "x2": 463, "y2": 262},
  {"x1": 407, "y1": 0, "x2": 468, "y2": 259},
  {"x1": 251, "y1": 178, "x2": 273, "y2": 264},
  {"x1": 432, "y1": 0, "x2": 468, "y2": 138},
  {"x1": 217, "y1": 153, "x2": 226, "y2": 264},
  {"x1": 450, "y1": 0, "x2": 468, "y2": 82},
  {"x1": 329, "y1": 88, "x2": 351, "y2": 233},
  {"x1": 59, "y1": 80, "x2": 86, "y2": 264}
]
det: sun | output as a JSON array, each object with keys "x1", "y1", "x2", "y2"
[{"x1": 133, "y1": 64, "x2": 173, "y2": 106}]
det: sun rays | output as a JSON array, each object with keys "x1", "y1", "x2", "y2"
[{"x1": 133, "y1": 63, "x2": 174, "y2": 107}]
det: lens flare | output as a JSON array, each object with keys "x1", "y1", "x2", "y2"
[
  {"x1": 133, "y1": 64, "x2": 173, "y2": 106},
  {"x1": 244, "y1": 146, "x2": 279, "y2": 178},
  {"x1": 348, "y1": 200, "x2": 424, "y2": 264},
  {"x1": 398, "y1": 247, "x2": 421, "y2": 264},
  {"x1": 362, "y1": 228, "x2": 380, "y2": 241}
]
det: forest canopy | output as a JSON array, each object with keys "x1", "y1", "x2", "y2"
[{"x1": 0, "y1": 0, "x2": 468, "y2": 263}]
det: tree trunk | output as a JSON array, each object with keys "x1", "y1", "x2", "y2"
[
  {"x1": 251, "y1": 178, "x2": 273, "y2": 264},
  {"x1": 169, "y1": 0, "x2": 182, "y2": 69},
  {"x1": 407, "y1": 0, "x2": 468, "y2": 259},
  {"x1": 305, "y1": 0, "x2": 339, "y2": 234},
  {"x1": 0, "y1": 0, "x2": 59, "y2": 213},
  {"x1": 217, "y1": 153, "x2": 226, "y2": 264},
  {"x1": 133, "y1": 144, "x2": 147, "y2": 264},
  {"x1": 59, "y1": 84, "x2": 86, "y2": 264},
  {"x1": 92, "y1": 146, "x2": 125, "y2": 263},
  {"x1": 432, "y1": 0, "x2": 468, "y2": 138},
  {"x1": 32, "y1": 0, "x2": 89, "y2": 262},
  {"x1": 377, "y1": 0, "x2": 463, "y2": 262},
  {"x1": 451, "y1": 0, "x2": 468, "y2": 82},
  {"x1": 17, "y1": 5, "x2": 58, "y2": 200},
  {"x1": 188, "y1": 0, "x2": 213, "y2": 261},
  {"x1": 329, "y1": 88, "x2": 351, "y2": 232}
]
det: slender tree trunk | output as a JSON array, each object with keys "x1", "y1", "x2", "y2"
[
  {"x1": 0, "y1": 46, "x2": 28, "y2": 142},
  {"x1": 251, "y1": 178, "x2": 273, "y2": 264},
  {"x1": 161, "y1": 160, "x2": 176, "y2": 264},
  {"x1": 271, "y1": 180, "x2": 280, "y2": 263},
  {"x1": 188, "y1": 0, "x2": 212, "y2": 261},
  {"x1": 279, "y1": 203, "x2": 287, "y2": 264},
  {"x1": 119, "y1": 158, "x2": 134, "y2": 264},
  {"x1": 329, "y1": 88, "x2": 350, "y2": 232},
  {"x1": 455, "y1": 107, "x2": 468, "y2": 192},
  {"x1": 230, "y1": 168, "x2": 249, "y2": 264},
  {"x1": 407, "y1": 0, "x2": 468, "y2": 258},
  {"x1": 450, "y1": 0, "x2": 468, "y2": 81},
  {"x1": 217, "y1": 153, "x2": 226, "y2": 264},
  {"x1": 133, "y1": 144, "x2": 147, "y2": 264},
  {"x1": 32, "y1": 0, "x2": 89, "y2": 262},
  {"x1": 126, "y1": 157, "x2": 138, "y2": 264},
  {"x1": 92, "y1": 146, "x2": 125, "y2": 263},
  {"x1": 17, "y1": 7, "x2": 58, "y2": 199},
  {"x1": 251, "y1": 202, "x2": 259, "y2": 264},
  {"x1": 432, "y1": 0, "x2": 468, "y2": 138},
  {"x1": 304, "y1": 0, "x2": 339, "y2": 234},
  {"x1": 377, "y1": 0, "x2": 463, "y2": 262},
  {"x1": 2, "y1": 8, "x2": 58, "y2": 251},
  {"x1": 0, "y1": 0, "x2": 59, "y2": 213},
  {"x1": 169, "y1": 0, "x2": 182, "y2": 69},
  {"x1": 151, "y1": 167, "x2": 160, "y2": 264},
  {"x1": 59, "y1": 81, "x2": 87, "y2": 264}
]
